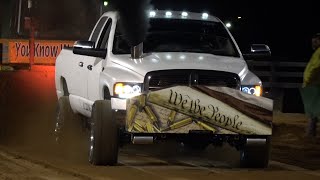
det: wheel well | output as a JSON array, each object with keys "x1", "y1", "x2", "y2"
[
  {"x1": 61, "y1": 77, "x2": 69, "y2": 96},
  {"x1": 103, "y1": 86, "x2": 111, "y2": 100}
]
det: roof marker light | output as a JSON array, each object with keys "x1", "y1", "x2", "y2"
[
  {"x1": 181, "y1": 12, "x2": 188, "y2": 18},
  {"x1": 226, "y1": 22, "x2": 232, "y2": 28},
  {"x1": 165, "y1": 11, "x2": 172, "y2": 17},
  {"x1": 149, "y1": 11, "x2": 156, "y2": 17},
  {"x1": 180, "y1": 55, "x2": 186, "y2": 60},
  {"x1": 202, "y1": 13, "x2": 209, "y2": 19}
]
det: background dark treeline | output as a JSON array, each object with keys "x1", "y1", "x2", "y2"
[
  {"x1": 0, "y1": 0, "x2": 100, "y2": 40},
  {"x1": 1, "y1": 0, "x2": 319, "y2": 60}
]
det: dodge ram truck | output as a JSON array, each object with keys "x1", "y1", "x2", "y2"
[{"x1": 55, "y1": 10, "x2": 273, "y2": 168}]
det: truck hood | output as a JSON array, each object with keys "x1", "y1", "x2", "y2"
[{"x1": 110, "y1": 52, "x2": 248, "y2": 79}]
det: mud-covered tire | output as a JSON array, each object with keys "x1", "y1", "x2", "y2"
[
  {"x1": 89, "y1": 100, "x2": 119, "y2": 166},
  {"x1": 240, "y1": 137, "x2": 271, "y2": 168},
  {"x1": 55, "y1": 96, "x2": 79, "y2": 144}
]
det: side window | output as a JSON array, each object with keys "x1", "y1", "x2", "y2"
[
  {"x1": 90, "y1": 16, "x2": 108, "y2": 45},
  {"x1": 97, "y1": 19, "x2": 112, "y2": 49}
]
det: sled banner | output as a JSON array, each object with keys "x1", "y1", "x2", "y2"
[
  {"x1": 0, "y1": 39, "x2": 74, "y2": 64},
  {"x1": 126, "y1": 86, "x2": 273, "y2": 135}
]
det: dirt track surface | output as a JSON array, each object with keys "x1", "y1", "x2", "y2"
[
  {"x1": 0, "y1": 66, "x2": 320, "y2": 179},
  {"x1": 1, "y1": 144, "x2": 320, "y2": 180},
  {"x1": 272, "y1": 113, "x2": 320, "y2": 170}
]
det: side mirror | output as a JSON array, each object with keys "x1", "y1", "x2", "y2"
[
  {"x1": 73, "y1": 40, "x2": 107, "y2": 58},
  {"x1": 251, "y1": 44, "x2": 271, "y2": 55},
  {"x1": 243, "y1": 44, "x2": 271, "y2": 60},
  {"x1": 74, "y1": 40, "x2": 95, "y2": 49}
]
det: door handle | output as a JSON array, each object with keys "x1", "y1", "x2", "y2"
[
  {"x1": 87, "y1": 65, "x2": 93, "y2": 71},
  {"x1": 79, "y1": 62, "x2": 84, "y2": 67}
]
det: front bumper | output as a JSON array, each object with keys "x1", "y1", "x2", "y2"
[{"x1": 111, "y1": 97, "x2": 127, "y2": 110}]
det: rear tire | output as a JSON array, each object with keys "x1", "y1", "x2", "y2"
[
  {"x1": 89, "y1": 100, "x2": 119, "y2": 166},
  {"x1": 240, "y1": 137, "x2": 270, "y2": 168},
  {"x1": 55, "y1": 96, "x2": 79, "y2": 144}
]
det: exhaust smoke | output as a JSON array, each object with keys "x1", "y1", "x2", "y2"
[{"x1": 109, "y1": 0, "x2": 152, "y2": 58}]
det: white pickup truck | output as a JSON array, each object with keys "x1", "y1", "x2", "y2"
[{"x1": 55, "y1": 10, "x2": 273, "y2": 168}]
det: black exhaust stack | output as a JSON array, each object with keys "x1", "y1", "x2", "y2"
[
  {"x1": 109, "y1": 0, "x2": 151, "y2": 59},
  {"x1": 131, "y1": 43, "x2": 143, "y2": 59}
]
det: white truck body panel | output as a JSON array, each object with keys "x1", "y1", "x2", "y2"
[
  {"x1": 55, "y1": 10, "x2": 262, "y2": 116},
  {"x1": 109, "y1": 52, "x2": 250, "y2": 80}
]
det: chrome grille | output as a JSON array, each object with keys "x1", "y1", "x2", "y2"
[{"x1": 144, "y1": 70, "x2": 240, "y2": 91}]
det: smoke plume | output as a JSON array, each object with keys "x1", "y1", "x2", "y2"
[{"x1": 109, "y1": 0, "x2": 152, "y2": 46}]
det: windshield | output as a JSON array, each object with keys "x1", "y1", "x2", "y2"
[{"x1": 113, "y1": 18, "x2": 240, "y2": 57}]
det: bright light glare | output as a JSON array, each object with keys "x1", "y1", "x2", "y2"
[
  {"x1": 166, "y1": 55, "x2": 172, "y2": 60},
  {"x1": 226, "y1": 22, "x2": 232, "y2": 28},
  {"x1": 202, "y1": 13, "x2": 209, "y2": 19},
  {"x1": 255, "y1": 86, "x2": 262, "y2": 97},
  {"x1": 165, "y1": 11, "x2": 172, "y2": 17},
  {"x1": 103, "y1": 1, "x2": 108, "y2": 6},
  {"x1": 180, "y1": 55, "x2": 186, "y2": 60},
  {"x1": 241, "y1": 86, "x2": 262, "y2": 96},
  {"x1": 181, "y1": 12, "x2": 188, "y2": 17},
  {"x1": 124, "y1": 85, "x2": 132, "y2": 94},
  {"x1": 114, "y1": 83, "x2": 124, "y2": 95},
  {"x1": 149, "y1": 11, "x2": 156, "y2": 17},
  {"x1": 238, "y1": 16, "x2": 242, "y2": 19},
  {"x1": 114, "y1": 83, "x2": 142, "y2": 98}
]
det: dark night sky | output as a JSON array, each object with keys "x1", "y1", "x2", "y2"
[
  {"x1": 1, "y1": 0, "x2": 318, "y2": 61},
  {"x1": 151, "y1": 0, "x2": 319, "y2": 61}
]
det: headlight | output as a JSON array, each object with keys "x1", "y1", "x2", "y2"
[
  {"x1": 241, "y1": 85, "x2": 262, "y2": 96},
  {"x1": 114, "y1": 82, "x2": 142, "y2": 99}
]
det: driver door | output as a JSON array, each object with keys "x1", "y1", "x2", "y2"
[
  {"x1": 87, "y1": 17, "x2": 113, "y2": 105},
  {"x1": 73, "y1": 16, "x2": 109, "y2": 116}
]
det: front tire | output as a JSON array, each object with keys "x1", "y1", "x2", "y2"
[
  {"x1": 55, "y1": 96, "x2": 78, "y2": 144},
  {"x1": 240, "y1": 137, "x2": 270, "y2": 168},
  {"x1": 89, "y1": 100, "x2": 119, "y2": 166}
]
